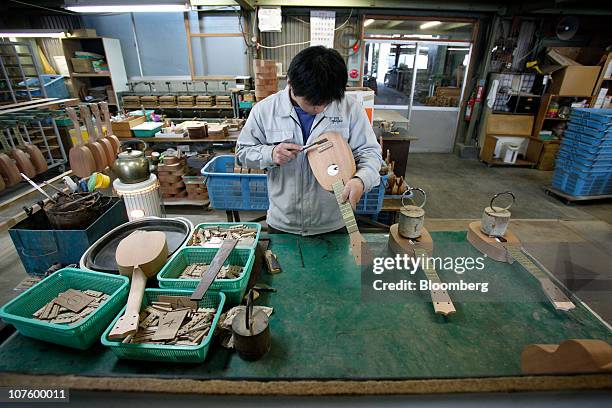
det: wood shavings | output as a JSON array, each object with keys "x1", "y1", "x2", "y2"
[
  {"x1": 32, "y1": 289, "x2": 108, "y2": 325},
  {"x1": 190, "y1": 225, "x2": 257, "y2": 247},
  {"x1": 178, "y1": 263, "x2": 243, "y2": 280},
  {"x1": 121, "y1": 302, "x2": 216, "y2": 347}
]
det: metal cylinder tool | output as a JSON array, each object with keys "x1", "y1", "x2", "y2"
[
  {"x1": 398, "y1": 188, "x2": 427, "y2": 239},
  {"x1": 232, "y1": 290, "x2": 270, "y2": 361},
  {"x1": 480, "y1": 191, "x2": 515, "y2": 237}
]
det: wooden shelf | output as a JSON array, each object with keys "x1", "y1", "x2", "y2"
[
  {"x1": 163, "y1": 198, "x2": 209, "y2": 206},
  {"x1": 126, "y1": 136, "x2": 237, "y2": 143},
  {"x1": 543, "y1": 117, "x2": 569, "y2": 121},
  {"x1": 71, "y1": 72, "x2": 111, "y2": 78},
  {"x1": 483, "y1": 158, "x2": 536, "y2": 167}
]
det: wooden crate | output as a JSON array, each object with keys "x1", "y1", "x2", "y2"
[{"x1": 111, "y1": 115, "x2": 146, "y2": 138}]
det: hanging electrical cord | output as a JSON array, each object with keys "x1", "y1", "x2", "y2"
[
  {"x1": 8, "y1": 0, "x2": 77, "y2": 15},
  {"x1": 256, "y1": 9, "x2": 354, "y2": 50}
]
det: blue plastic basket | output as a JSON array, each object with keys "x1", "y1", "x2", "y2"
[
  {"x1": 202, "y1": 155, "x2": 268, "y2": 211},
  {"x1": 16, "y1": 75, "x2": 69, "y2": 99},
  {"x1": 552, "y1": 167, "x2": 612, "y2": 196},
  {"x1": 202, "y1": 155, "x2": 386, "y2": 214},
  {"x1": 557, "y1": 149, "x2": 612, "y2": 169},
  {"x1": 566, "y1": 122, "x2": 612, "y2": 141}
]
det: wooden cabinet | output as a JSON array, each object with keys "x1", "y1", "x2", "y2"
[{"x1": 479, "y1": 113, "x2": 536, "y2": 167}]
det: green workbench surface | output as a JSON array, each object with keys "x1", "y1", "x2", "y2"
[{"x1": 0, "y1": 232, "x2": 610, "y2": 383}]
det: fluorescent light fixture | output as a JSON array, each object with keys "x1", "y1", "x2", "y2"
[
  {"x1": 0, "y1": 30, "x2": 65, "y2": 38},
  {"x1": 420, "y1": 21, "x2": 442, "y2": 30},
  {"x1": 364, "y1": 19, "x2": 375, "y2": 27},
  {"x1": 65, "y1": 4, "x2": 188, "y2": 13},
  {"x1": 448, "y1": 47, "x2": 469, "y2": 51}
]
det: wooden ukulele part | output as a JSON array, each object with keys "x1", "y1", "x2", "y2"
[
  {"x1": 467, "y1": 221, "x2": 519, "y2": 262},
  {"x1": 79, "y1": 104, "x2": 107, "y2": 172},
  {"x1": 0, "y1": 132, "x2": 22, "y2": 186},
  {"x1": 307, "y1": 132, "x2": 356, "y2": 190},
  {"x1": 90, "y1": 103, "x2": 114, "y2": 164},
  {"x1": 388, "y1": 223, "x2": 433, "y2": 257},
  {"x1": 100, "y1": 101, "x2": 120, "y2": 154},
  {"x1": 467, "y1": 221, "x2": 575, "y2": 312},
  {"x1": 66, "y1": 107, "x2": 96, "y2": 178},
  {"x1": 307, "y1": 132, "x2": 369, "y2": 265},
  {"x1": 388, "y1": 225, "x2": 455, "y2": 316},
  {"x1": 521, "y1": 339, "x2": 612, "y2": 374},
  {"x1": 109, "y1": 230, "x2": 168, "y2": 340}
]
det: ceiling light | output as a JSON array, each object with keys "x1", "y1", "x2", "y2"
[
  {"x1": 364, "y1": 19, "x2": 375, "y2": 27},
  {"x1": 448, "y1": 48, "x2": 469, "y2": 51},
  {"x1": 0, "y1": 30, "x2": 65, "y2": 38},
  {"x1": 420, "y1": 21, "x2": 442, "y2": 30},
  {"x1": 65, "y1": 4, "x2": 189, "y2": 13}
]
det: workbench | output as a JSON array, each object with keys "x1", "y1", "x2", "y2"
[{"x1": 0, "y1": 231, "x2": 610, "y2": 395}]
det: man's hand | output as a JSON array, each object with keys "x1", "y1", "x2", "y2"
[
  {"x1": 272, "y1": 143, "x2": 302, "y2": 165},
  {"x1": 341, "y1": 177, "x2": 364, "y2": 210}
]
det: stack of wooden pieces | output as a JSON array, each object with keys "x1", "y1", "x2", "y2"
[
  {"x1": 179, "y1": 263, "x2": 243, "y2": 279},
  {"x1": 233, "y1": 162, "x2": 264, "y2": 174},
  {"x1": 122, "y1": 96, "x2": 141, "y2": 109},
  {"x1": 158, "y1": 159, "x2": 187, "y2": 199},
  {"x1": 207, "y1": 124, "x2": 229, "y2": 139},
  {"x1": 121, "y1": 295, "x2": 216, "y2": 346},
  {"x1": 140, "y1": 96, "x2": 158, "y2": 108},
  {"x1": 196, "y1": 95, "x2": 215, "y2": 107},
  {"x1": 190, "y1": 224, "x2": 258, "y2": 247},
  {"x1": 215, "y1": 95, "x2": 232, "y2": 108},
  {"x1": 253, "y1": 59, "x2": 278, "y2": 101},
  {"x1": 159, "y1": 95, "x2": 176, "y2": 108},
  {"x1": 222, "y1": 118, "x2": 246, "y2": 131},
  {"x1": 183, "y1": 176, "x2": 208, "y2": 201},
  {"x1": 33, "y1": 289, "x2": 109, "y2": 325},
  {"x1": 177, "y1": 95, "x2": 195, "y2": 108}
]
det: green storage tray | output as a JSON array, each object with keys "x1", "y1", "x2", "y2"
[
  {"x1": 187, "y1": 222, "x2": 261, "y2": 249},
  {"x1": 101, "y1": 289, "x2": 225, "y2": 363},
  {"x1": 132, "y1": 122, "x2": 163, "y2": 137},
  {"x1": 157, "y1": 246, "x2": 254, "y2": 304},
  {"x1": 0, "y1": 268, "x2": 129, "y2": 350}
]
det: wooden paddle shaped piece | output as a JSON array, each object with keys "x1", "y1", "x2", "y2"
[
  {"x1": 0, "y1": 130, "x2": 22, "y2": 186},
  {"x1": 90, "y1": 103, "x2": 114, "y2": 164},
  {"x1": 100, "y1": 101, "x2": 120, "y2": 154},
  {"x1": 66, "y1": 107, "x2": 96, "y2": 178},
  {"x1": 108, "y1": 230, "x2": 168, "y2": 340},
  {"x1": 15, "y1": 121, "x2": 47, "y2": 174},
  {"x1": 79, "y1": 105, "x2": 107, "y2": 172},
  {"x1": 306, "y1": 132, "x2": 370, "y2": 265},
  {"x1": 6, "y1": 127, "x2": 36, "y2": 178}
]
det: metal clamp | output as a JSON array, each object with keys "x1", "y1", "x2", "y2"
[
  {"x1": 401, "y1": 187, "x2": 427, "y2": 209},
  {"x1": 489, "y1": 191, "x2": 515, "y2": 211}
]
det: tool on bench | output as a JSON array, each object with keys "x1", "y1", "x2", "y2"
[
  {"x1": 232, "y1": 289, "x2": 271, "y2": 360},
  {"x1": 306, "y1": 132, "x2": 370, "y2": 265},
  {"x1": 191, "y1": 238, "x2": 238, "y2": 301},
  {"x1": 467, "y1": 191, "x2": 575, "y2": 312},
  {"x1": 108, "y1": 230, "x2": 168, "y2": 339}
]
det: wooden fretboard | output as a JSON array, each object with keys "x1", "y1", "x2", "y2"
[
  {"x1": 331, "y1": 179, "x2": 369, "y2": 264},
  {"x1": 413, "y1": 246, "x2": 456, "y2": 316},
  {"x1": 505, "y1": 245, "x2": 575, "y2": 311}
]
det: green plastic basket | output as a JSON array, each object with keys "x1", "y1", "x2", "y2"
[
  {"x1": 157, "y1": 246, "x2": 255, "y2": 304},
  {"x1": 0, "y1": 268, "x2": 129, "y2": 350},
  {"x1": 187, "y1": 222, "x2": 261, "y2": 249},
  {"x1": 101, "y1": 289, "x2": 225, "y2": 363}
]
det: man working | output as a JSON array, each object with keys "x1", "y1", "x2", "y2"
[{"x1": 236, "y1": 46, "x2": 383, "y2": 235}]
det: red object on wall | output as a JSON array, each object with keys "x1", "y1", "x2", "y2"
[
  {"x1": 349, "y1": 69, "x2": 359, "y2": 79},
  {"x1": 352, "y1": 42, "x2": 359, "y2": 52},
  {"x1": 465, "y1": 96, "x2": 475, "y2": 121}
]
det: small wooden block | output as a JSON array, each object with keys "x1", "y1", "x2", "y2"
[
  {"x1": 157, "y1": 295, "x2": 198, "y2": 309},
  {"x1": 522, "y1": 339, "x2": 612, "y2": 374},
  {"x1": 466, "y1": 221, "x2": 520, "y2": 262},
  {"x1": 264, "y1": 250, "x2": 281, "y2": 273},
  {"x1": 152, "y1": 309, "x2": 189, "y2": 341},
  {"x1": 55, "y1": 289, "x2": 95, "y2": 313}
]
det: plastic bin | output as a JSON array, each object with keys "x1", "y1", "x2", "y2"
[
  {"x1": 101, "y1": 289, "x2": 225, "y2": 363},
  {"x1": 157, "y1": 246, "x2": 255, "y2": 305},
  {"x1": 0, "y1": 268, "x2": 129, "y2": 350},
  {"x1": 187, "y1": 222, "x2": 261, "y2": 249},
  {"x1": 132, "y1": 122, "x2": 163, "y2": 137},
  {"x1": 552, "y1": 167, "x2": 612, "y2": 196},
  {"x1": 16, "y1": 74, "x2": 69, "y2": 99},
  {"x1": 202, "y1": 155, "x2": 385, "y2": 214}
]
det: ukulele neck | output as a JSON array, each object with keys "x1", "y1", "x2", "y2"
[{"x1": 331, "y1": 179, "x2": 368, "y2": 265}]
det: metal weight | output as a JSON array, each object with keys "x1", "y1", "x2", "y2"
[
  {"x1": 480, "y1": 191, "x2": 515, "y2": 237},
  {"x1": 398, "y1": 188, "x2": 426, "y2": 239}
]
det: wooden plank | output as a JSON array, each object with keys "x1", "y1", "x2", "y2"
[
  {"x1": 486, "y1": 114, "x2": 534, "y2": 136},
  {"x1": 0, "y1": 98, "x2": 58, "y2": 111},
  {"x1": 0, "y1": 98, "x2": 79, "y2": 115},
  {"x1": 191, "y1": 239, "x2": 238, "y2": 301}
]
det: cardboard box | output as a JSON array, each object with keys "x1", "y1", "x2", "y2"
[
  {"x1": 70, "y1": 28, "x2": 97, "y2": 38},
  {"x1": 346, "y1": 86, "x2": 374, "y2": 124},
  {"x1": 548, "y1": 66, "x2": 601, "y2": 96},
  {"x1": 111, "y1": 116, "x2": 146, "y2": 138},
  {"x1": 71, "y1": 58, "x2": 94, "y2": 73}
]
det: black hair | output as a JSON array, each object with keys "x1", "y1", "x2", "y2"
[{"x1": 287, "y1": 46, "x2": 347, "y2": 106}]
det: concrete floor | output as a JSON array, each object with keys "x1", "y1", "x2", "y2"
[{"x1": 0, "y1": 153, "x2": 611, "y2": 324}]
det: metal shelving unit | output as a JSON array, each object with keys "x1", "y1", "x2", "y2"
[{"x1": 0, "y1": 41, "x2": 47, "y2": 105}]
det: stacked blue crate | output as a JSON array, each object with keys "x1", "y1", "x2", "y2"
[{"x1": 552, "y1": 108, "x2": 612, "y2": 196}]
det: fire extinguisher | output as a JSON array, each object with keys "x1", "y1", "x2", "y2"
[{"x1": 465, "y1": 94, "x2": 475, "y2": 122}]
